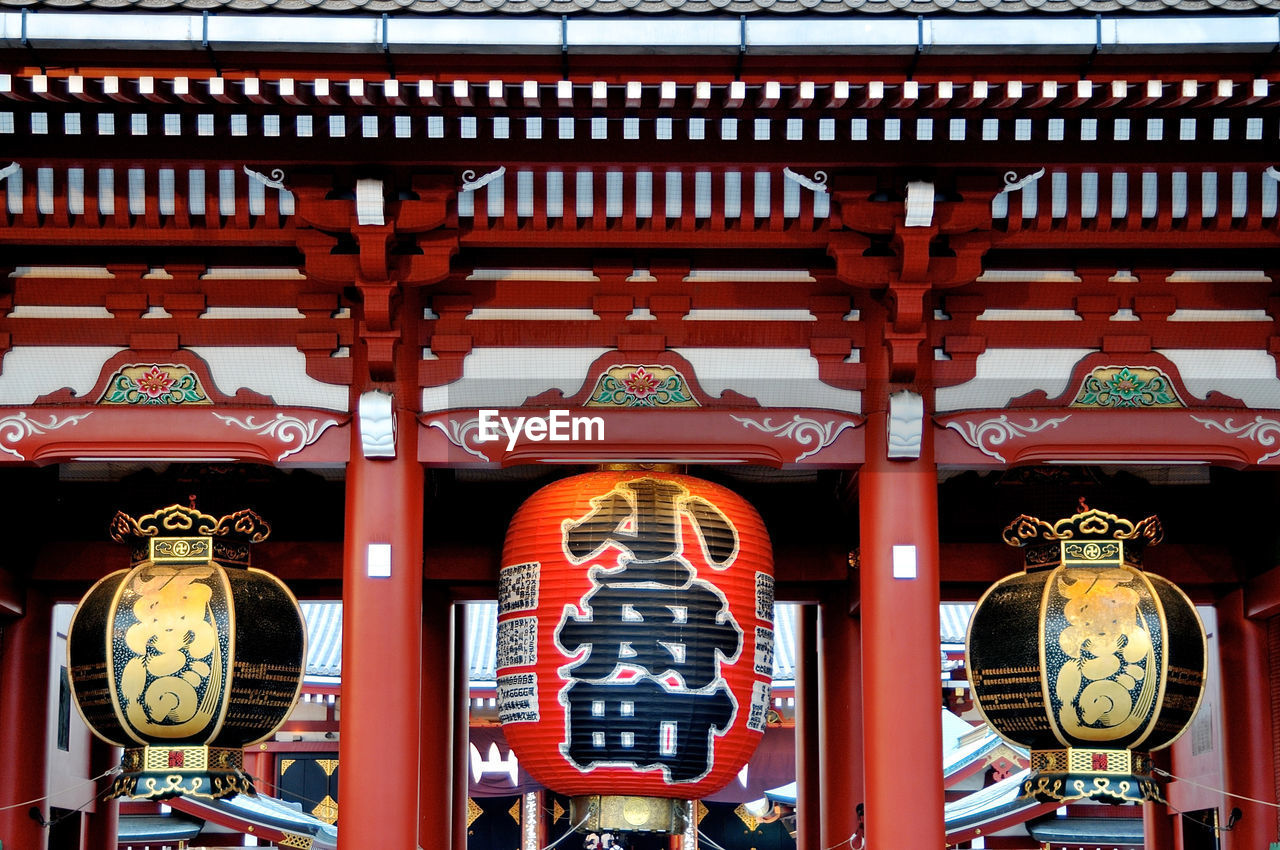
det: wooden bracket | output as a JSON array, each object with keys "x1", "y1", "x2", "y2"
[{"x1": 293, "y1": 173, "x2": 460, "y2": 383}]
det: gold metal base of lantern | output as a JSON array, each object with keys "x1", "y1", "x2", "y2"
[
  {"x1": 111, "y1": 745, "x2": 255, "y2": 800},
  {"x1": 1021, "y1": 748, "x2": 1161, "y2": 805},
  {"x1": 570, "y1": 795, "x2": 690, "y2": 834}
]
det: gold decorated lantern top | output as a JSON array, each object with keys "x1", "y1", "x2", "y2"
[
  {"x1": 966, "y1": 506, "x2": 1206, "y2": 805},
  {"x1": 1001, "y1": 507, "x2": 1165, "y2": 572},
  {"x1": 68, "y1": 504, "x2": 306, "y2": 800}
]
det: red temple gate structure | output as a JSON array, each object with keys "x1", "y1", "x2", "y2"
[{"x1": 1, "y1": 4, "x2": 1280, "y2": 848}]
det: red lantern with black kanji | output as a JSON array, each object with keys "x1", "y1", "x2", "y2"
[{"x1": 498, "y1": 469, "x2": 774, "y2": 834}]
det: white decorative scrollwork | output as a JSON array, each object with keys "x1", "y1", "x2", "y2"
[
  {"x1": 0, "y1": 412, "x2": 92, "y2": 460},
  {"x1": 1000, "y1": 168, "x2": 1046, "y2": 194},
  {"x1": 730, "y1": 414, "x2": 857, "y2": 462},
  {"x1": 426, "y1": 417, "x2": 491, "y2": 462},
  {"x1": 0, "y1": 162, "x2": 19, "y2": 183},
  {"x1": 461, "y1": 166, "x2": 507, "y2": 193},
  {"x1": 1191, "y1": 414, "x2": 1280, "y2": 463},
  {"x1": 242, "y1": 166, "x2": 287, "y2": 190},
  {"x1": 782, "y1": 168, "x2": 828, "y2": 194},
  {"x1": 944, "y1": 414, "x2": 1071, "y2": 463},
  {"x1": 211, "y1": 413, "x2": 340, "y2": 461},
  {"x1": 1265, "y1": 166, "x2": 1280, "y2": 183}
]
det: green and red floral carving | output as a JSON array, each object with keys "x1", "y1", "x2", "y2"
[
  {"x1": 1071, "y1": 366, "x2": 1181, "y2": 409},
  {"x1": 586, "y1": 365, "x2": 699, "y2": 408},
  {"x1": 101, "y1": 365, "x2": 211, "y2": 406}
]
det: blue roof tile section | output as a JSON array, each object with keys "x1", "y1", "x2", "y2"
[
  {"x1": 303, "y1": 600, "x2": 961, "y2": 685},
  {"x1": 6, "y1": 0, "x2": 1279, "y2": 14}
]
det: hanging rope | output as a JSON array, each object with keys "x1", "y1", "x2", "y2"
[
  {"x1": 538, "y1": 811, "x2": 593, "y2": 850},
  {"x1": 697, "y1": 830, "x2": 731, "y2": 850},
  {"x1": 701, "y1": 827, "x2": 859, "y2": 850},
  {"x1": 1154, "y1": 767, "x2": 1280, "y2": 810},
  {"x1": 0, "y1": 766, "x2": 118, "y2": 814}
]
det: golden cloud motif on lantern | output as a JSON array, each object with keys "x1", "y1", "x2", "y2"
[
  {"x1": 67, "y1": 504, "x2": 306, "y2": 800},
  {"x1": 966, "y1": 507, "x2": 1206, "y2": 804},
  {"x1": 497, "y1": 470, "x2": 774, "y2": 835}
]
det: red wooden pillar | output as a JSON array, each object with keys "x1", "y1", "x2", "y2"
[
  {"x1": 84, "y1": 736, "x2": 119, "y2": 850},
  {"x1": 795, "y1": 603, "x2": 822, "y2": 850},
  {"x1": 1216, "y1": 588, "x2": 1275, "y2": 850},
  {"x1": 818, "y1": 584, "x2": 862, "y2": 848},
  {"x1": 0, "y1": 589, "x2": 52, "y2": 850},
  {"x1": 420, "y1": 590, "x2": 455, "y2": 846},
  {"x1": 452, "y1": 603, "x2": 470, "y2": 850},
  {"x1": 338, "y1": 403, "x2": 424, "y2": 850},
  {"x1": 246, "y1": 745, "x2": 275, "y2": 796},
  {"x1": 858, "y1": 411, "x2": 944, "y2": 850},
  {"x1": 1142, "y1": 750, "x2": 1175, "y2": 850}
]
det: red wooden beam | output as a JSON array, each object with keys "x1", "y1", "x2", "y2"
[
  {"x1": 0, "y1": 568, "x2": 22, "y2": 616},
  {"x1": 1245, "y1": 563, "x2": 1280, "y2": 619}
]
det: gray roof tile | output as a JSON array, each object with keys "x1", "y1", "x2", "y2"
[{"x1": 6, "y1": 0, "x2": 1280, "y2": 12}]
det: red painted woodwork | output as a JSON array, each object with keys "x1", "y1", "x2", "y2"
[
  {"x1": 85, "y1": 736, "x2": 120, "y2": 850},
  {"x1": 1144, "y1": 752, "x2": 1177, "y2": 850},
  {"x1": 859, "y1": 411, "x2": 946, "y2": 850},
  {"x1": 420, "y1": 408, "x2": 863, "y2": 468},
  {"x1": 0, "y1": 568, "x2": 22, "y2": 616},
  {"x1": 945, "y1": 799, "x2": 1060, "y2": 846},
  {"x1": 1246, "y1": 566, "x2": 1280, "y2": 620},
  {"x1": 1215, "y1": 589, "x2": 1277, "y2": 850},
  {"x1": 420, "y1": 592, "x2": 455, "y2": 847},
  {"x1": 0, "y1": 589, "x2": 52, "y2": 850},
  {"x1": 794, "y1": 603, "x2": 821, "y2": 850},
  {"x1": 168, "y1": 794, "x2": 306, "y2": 844},
  {"x1": 0, "y1": 407, "x2": 349, "y2": 466},
  {"x1": 934, "y1": 409, "x2": 1280, "y2": 469},
  {"x1": 817, "y1": 585, "x2": 863, "y2": 850},
  {"x1": 338, "y1": 407, "x2": 425, "y2": 850},
  {"x1": 497, "y1": 470, "x2": 773, "y2": 800},
  {"x1": 1271, "y1": 617, "x2": 1280, "y2": 843},
  {"x1": 452, "y1": 603, "x2": 471, "y2": 850}
]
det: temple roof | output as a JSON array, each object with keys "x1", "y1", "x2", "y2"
[{"x1": 3, "y1": 0, "x2": 1278, "y2": 18}]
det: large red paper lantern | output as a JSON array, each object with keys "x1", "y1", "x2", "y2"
[{"x1": 498, "y1": 469, "x2": 774, "y2": 834}]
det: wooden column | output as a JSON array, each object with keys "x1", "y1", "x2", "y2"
[
  {"x1": 452, "y1": 603, "x2": 471, "y2": 850},
  {"x1": 84, "y1": 736, "x2": 119, "y2": 850},
  {"x1": 247, "y1": 745, "x2": 275, "y2": 796},
  {"x1": 858, "y1": 411, "x2": 944, "y2": 850},
  {"x1": 1143, "y1": 751, "x2": 1175, "y2": 850},
  {"x1": 0, "y1": 589, "x2": 52, "y2": 850},
  {"x1": 817, "y1": 585, "x2": 862, "y2": 848},
  {"x1": 338, "y1": 407, "x2": 424, "y2": 848},
  {"x1": 1216, "y1": 588, "x2": 1275, "y2": 850},
  {"x1": 420, "y1": 591, "x2": 455, "y2": 846},
  {"x1": 795, "y1": 603, "x2": 822, "y2": 850}
]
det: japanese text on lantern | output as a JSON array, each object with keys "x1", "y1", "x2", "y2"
[{"x1": 554, "y1": 477, "x2": 744, "y2": 783}]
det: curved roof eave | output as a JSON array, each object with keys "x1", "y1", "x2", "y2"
[{"x1": 3, "y1": 9, "x2": 1279, "y2": 54}]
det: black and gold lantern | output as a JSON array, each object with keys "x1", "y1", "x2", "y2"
[
  {"x1": 67, "y1": 505, "x2": 306, "y2": 800},
  {"x1": 966, "y1": 507, "x2": 1206, "y2": 804}
]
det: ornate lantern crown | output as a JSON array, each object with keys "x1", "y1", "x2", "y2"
[
  {"x1": 1003, "y1": 506, "x2": 1163, "y2": 571},
  {"x1": 110, "y1": 504, "x2": 271, "y2": 568}
]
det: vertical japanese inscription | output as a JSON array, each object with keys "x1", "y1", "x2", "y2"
[{"x1": 554, "y1": 477, "x2": 744, "y2": 784}]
